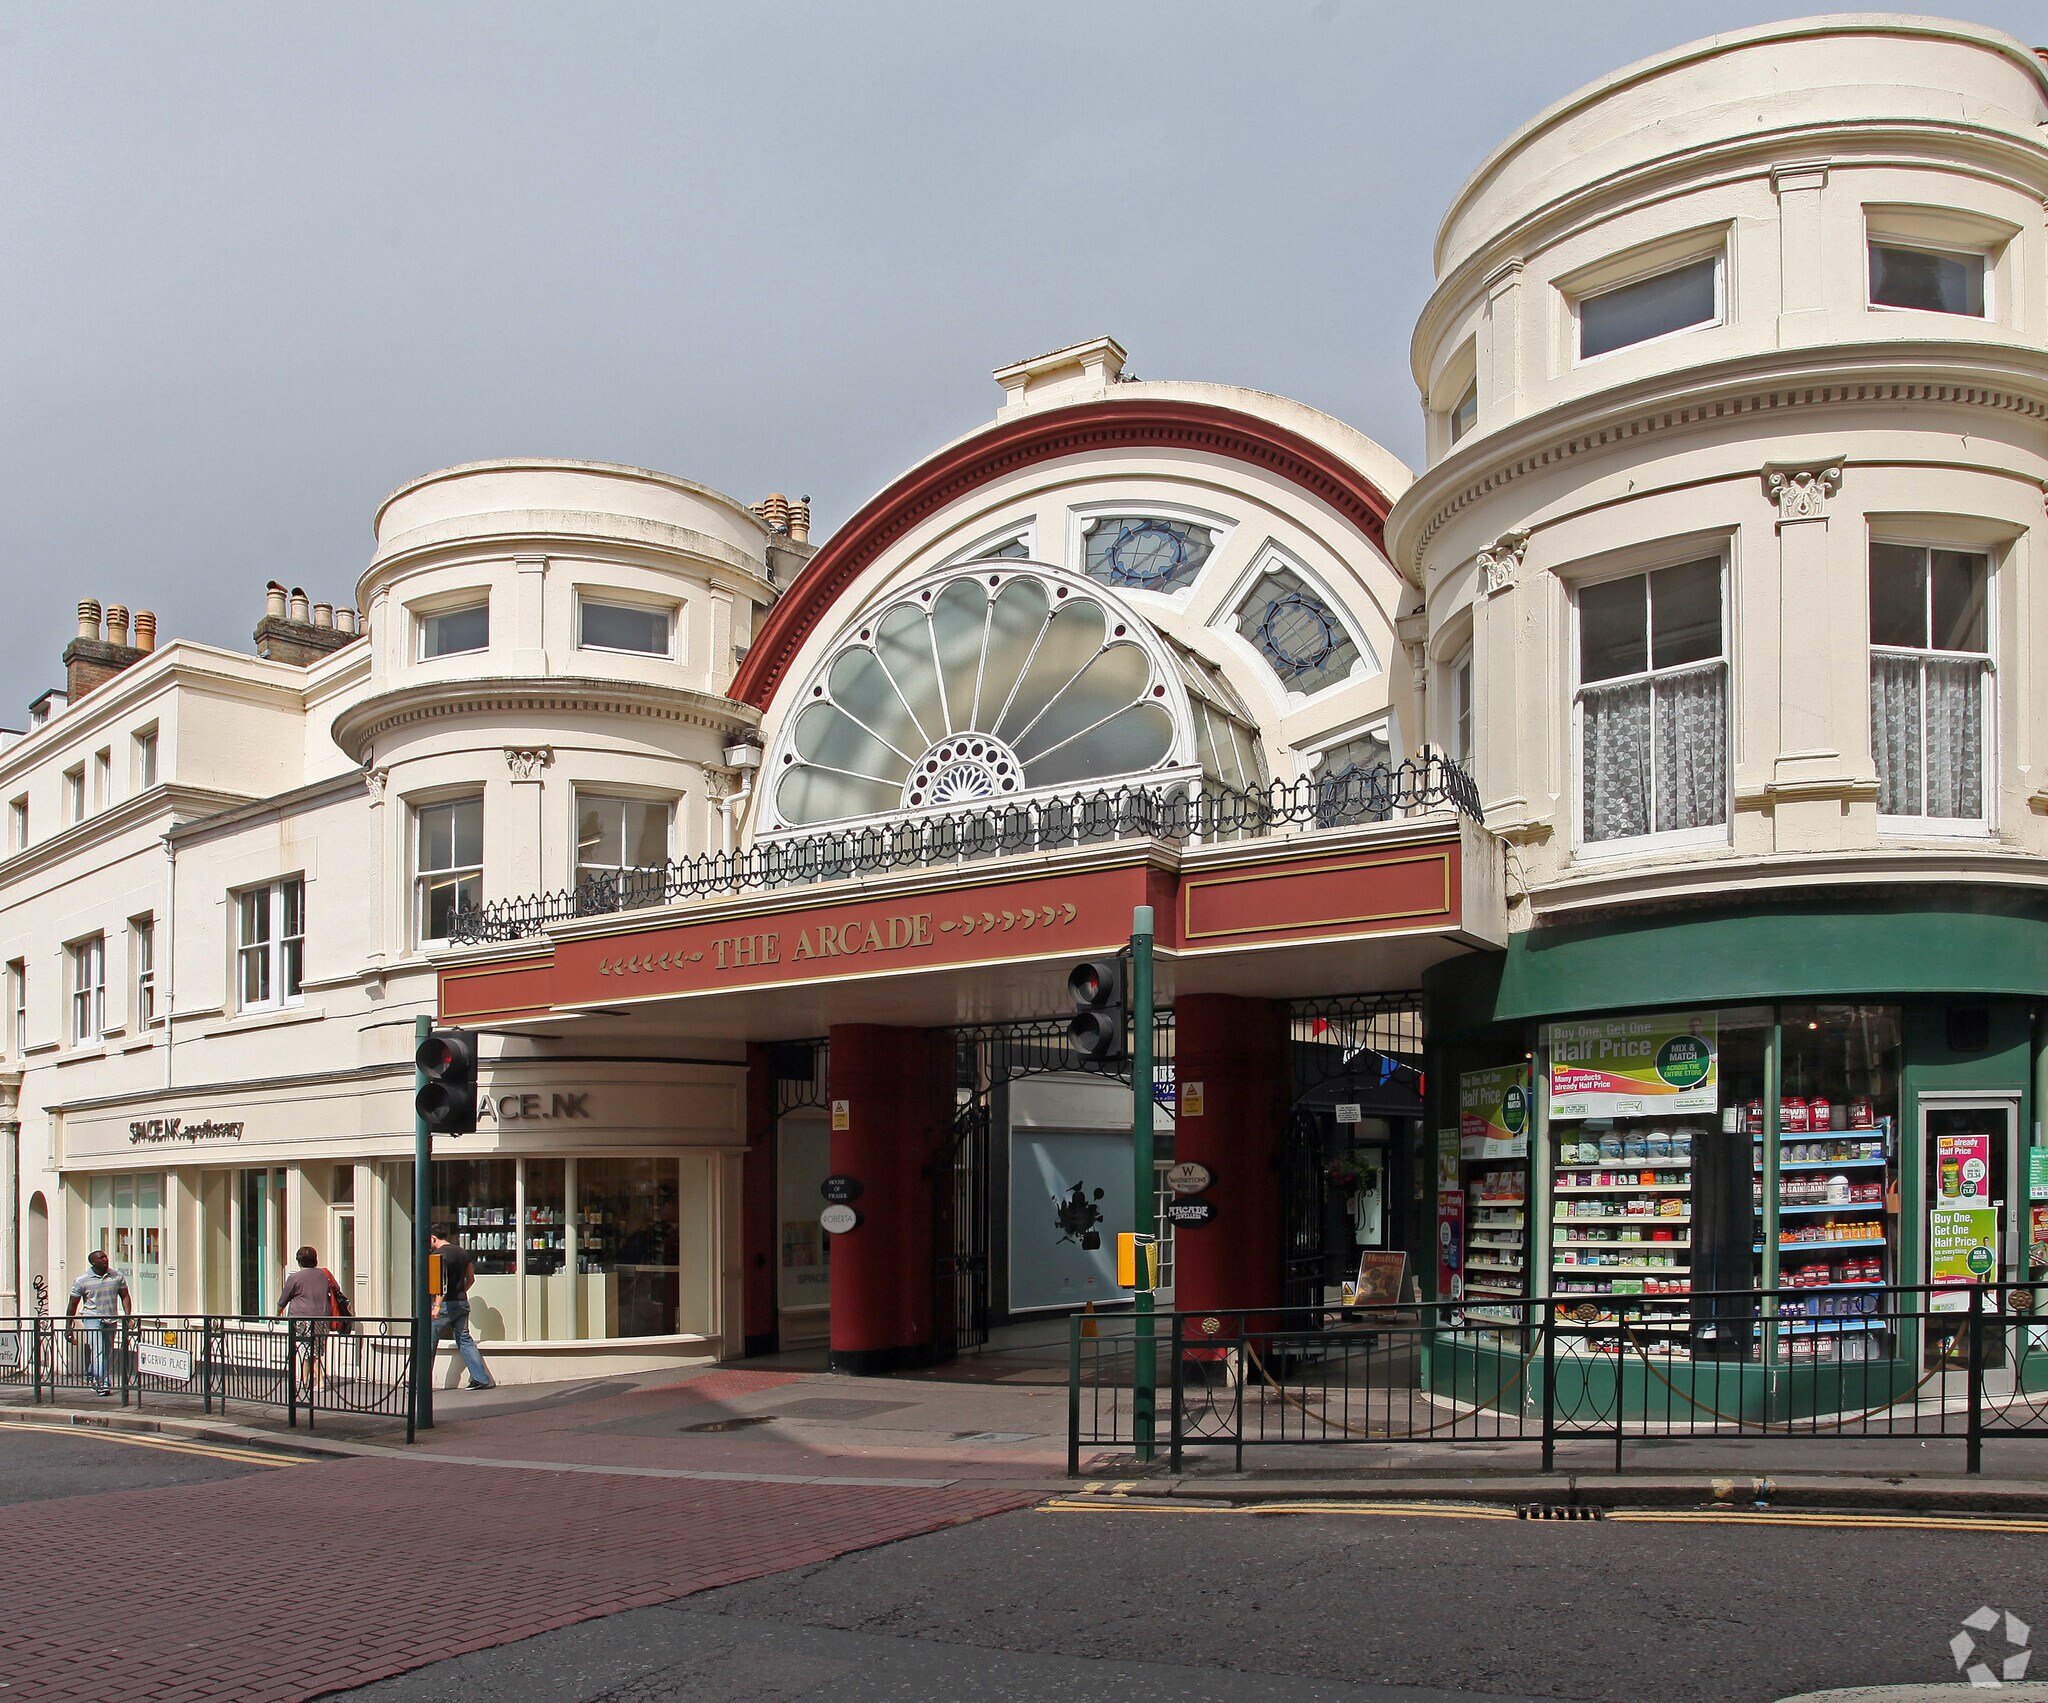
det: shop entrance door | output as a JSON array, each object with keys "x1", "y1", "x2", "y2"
[
  {"x1": 1919, "y1": 1094, "x2": 2020, "y2": 1381},
  {"x1": 776, "y1": 1110, "x2": 832, "y2": 1349},
  {"x1": 1282, "y1": 1102, "x2": 1421, "y2": 1312}
]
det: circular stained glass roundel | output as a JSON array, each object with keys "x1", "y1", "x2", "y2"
[{"x1": 769, "y1": 567, "x2": 1182, "y2": 829}]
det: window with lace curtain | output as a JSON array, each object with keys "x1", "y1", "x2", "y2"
[
  {"x1": 1575, "y1": 558, "x2": 1727, "y2": 848},
  {"x1": 1869, "y1": 543, "x2": 1990, "y2": 827}
]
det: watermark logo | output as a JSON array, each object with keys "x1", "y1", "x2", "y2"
[{"x1": 1953, "y1": 1606, "x2": 2031, "y2": 1688}]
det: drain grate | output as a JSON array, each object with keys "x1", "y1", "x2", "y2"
[
  {"x1": 1517, "y1": 1503, "x2": 1606, "y2": 1521},
  {"x1": 950, "y1": 1430, "x2": 1039, "y2": 1443},
  {"x1": 681, "y1": 1415, "x2": 776, "y2": 1434}
]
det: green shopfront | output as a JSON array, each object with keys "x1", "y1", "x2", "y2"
[{"x1": 1424, "y1": 891, "x2": 2048, "y2": 1419}]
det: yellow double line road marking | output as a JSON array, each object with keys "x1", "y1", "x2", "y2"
[
  {"x1": 1041, "y1": 1491, "x2": 2048, "y2": 1533},
  {"x1": 0, "y1": 1419, "x2": 305, "y2": 1468}
]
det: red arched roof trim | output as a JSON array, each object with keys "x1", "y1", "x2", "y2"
[{"x1": 730, "y1": 397, "x2": 1396, "y2": 710}]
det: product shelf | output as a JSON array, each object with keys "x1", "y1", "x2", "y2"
[
  {"x1": 1776, "y1": 1157, "x2": 1887, "y2": 1170},
  {"x1": 1551, "y1": 1261, "x2": 1692, "y2": 1274},
  {"x1": 1551, "y1": 1237, "x2": 1690, "y2": 1248},
  {"x1": 1776, "y1": 1202, "x2": 1885, "y2": 1215},
  {"x1": 1553, "y1": 1183, "x2": 1693, "y2": 1195},
  {"x1": 1763, "y1": 1238, "x2": 1886, "y2": 1252}
]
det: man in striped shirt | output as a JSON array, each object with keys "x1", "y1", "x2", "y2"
[{"x1": 66, "y1": 1249, "x2": 131, "y2": 1397}]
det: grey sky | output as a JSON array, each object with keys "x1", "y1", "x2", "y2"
[{"x1": 3, "y1": 2, "x2": 2042, "y2": 709}]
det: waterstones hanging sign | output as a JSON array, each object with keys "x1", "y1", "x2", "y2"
[
  {"x1": 1545, "y1": 1012, "x2": 1718, "y2": 1119},
  {"x1": 1459, "y1": 1065, "x2": 1531, "y2": 1159}
]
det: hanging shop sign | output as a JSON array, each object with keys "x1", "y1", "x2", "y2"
[
  {"x1": 1165, "y1": 1161, "x2": 1213, "y2": 1197},
  {"x1": 819, "y1": 1203, "x2": 862, "y2": 1235},
  {"x1": 1930, "y1": 1207, "x2": 1999, "y2": 1311},
  {"x1": 1936, "y1": 1133, "x2": 1993, "y2": 1208},
  {"x1": 1459, "y1": 1064, "x2": 1531, "y2": 1159},
  {"x1": 1545, "y1": 1012, "x2": 1718, "y2": 1119},
  {"x1": 820, "y1": 1175, "x2": 864, "y2": 1205},
  {"x1": 1164, "y1": 1196, "x2": 1216, "y2": 1227}
]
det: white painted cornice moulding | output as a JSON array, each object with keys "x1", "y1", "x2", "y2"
[
  {"x1": 0, "y1": 785, "x2": 254, "y2": 886},
  {"x1": 1523, "y1": 843, "x2": 2048, "y2": 918},
  {"x1": 165, "y1": 768, "x2": 372, "y2": 847},
  {"x1": 1387, "y1": 341, "x2": 2048, "y2": 575},
  {"x1": 330, "y1": 676, "x2": 762, "y2": 763},
  {"x1": 361, "y1": 517, "x2": 777, "y2": 601}
]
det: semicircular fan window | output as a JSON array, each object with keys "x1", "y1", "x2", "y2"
[{"x1": 770, "y1": 568, "x2": 1219, "y2": 830}]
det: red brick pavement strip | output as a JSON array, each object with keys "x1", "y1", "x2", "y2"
[{"x1": 0, "y1": 1454, "x2": 1034, "y2": 1703}]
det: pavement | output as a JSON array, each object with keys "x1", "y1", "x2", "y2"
[{"x1": 5, "y1": 1360, "x2": 2048, "y2": 1700}]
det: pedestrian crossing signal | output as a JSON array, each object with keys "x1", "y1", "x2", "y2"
[{"x1": 415, "y1": 1028, "x2": 479, "y2": 1135}]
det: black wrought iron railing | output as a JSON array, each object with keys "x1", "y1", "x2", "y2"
[
  {"x1": 2, "y1": 1314, "x2": 419, "y2": 1441},
  {"x1": 450, "y1": 755, "x2": 1483, "y2": 945},
  {"x1": 1068, "y1": 1282, "x2": 2048, "y2": 1476}
]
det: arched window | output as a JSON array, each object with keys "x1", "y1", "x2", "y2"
[
  {"x1": 1233, "y1": 562, "x2": 1366, "y2": 695},
  {"x1": 763, "y1": 564, "x2": 1265, "y2": 830},
  {"x1": 1080, "y1": 516, "x2": 1216, "y2": 594}
]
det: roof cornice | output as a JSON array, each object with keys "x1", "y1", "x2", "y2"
[
  {"x1": 330, "y1": 675, "x2": 760, "y2": 764},
  {"x1": 1386, "y1": 340, "x2": 2048, "y2": 576}
]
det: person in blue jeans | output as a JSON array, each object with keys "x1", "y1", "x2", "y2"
[
  {"x1": 426, "y1": 1227, "x2": 496, "y2": 1390},
  {"x1": 65, "y1": 1249, "x2": 131, "y2": 1397}
]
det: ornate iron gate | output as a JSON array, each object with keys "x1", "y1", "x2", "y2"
[{"x1": 1282, "y1": 994, "x2": 1426, "y2": 1313}]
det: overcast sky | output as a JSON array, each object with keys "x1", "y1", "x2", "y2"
[{"x1": 3, "y1": 2, "x2": 2042, "y2": 709}]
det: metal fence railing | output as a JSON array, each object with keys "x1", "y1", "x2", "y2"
[
  {"x1": 450, "y1": 755, "x2": 1484, "y2": 945},
  {"x1": 0, "y1": 1315, "x2": 418, "y2": 1441},
  {"x1": 1068, "y1": 1283, "x2": 2048, "y2": 1476}
]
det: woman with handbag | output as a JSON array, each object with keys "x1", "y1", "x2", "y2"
[{"x1": 276, "y1": 1245, "x2": 347, "y2": 1395}]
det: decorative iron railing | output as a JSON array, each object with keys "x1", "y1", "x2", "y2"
[{"x1": 448, "y1": 754, "x2": 1483, "y2": 946}]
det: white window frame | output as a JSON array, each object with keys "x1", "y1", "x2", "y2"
[
  {"x1": 8, "y1": 959, "x2": 25, "y2": 1056},
  {"x1": 575, "y1": 592, "x2": 676, "y2": 659},
  {"x1": 131, "y1": 915, "x2": 157, "y2": 1030},
  {"x1": 1569, "y1": 553, "x2": 1733, "y2": 860},
  {"x1": 8, "y1": 796, "x2": 25, "y2": 853},
  {"x1": 1866, "y1": 238, "x2": 1991, "y2": 320},
  {"x1": 940, "y1": 520, "x2": 1038, "y2": 568},
  {"x1": 415, "y1": 597, "x2": 491, "y2": 661},
  {"x1": 62, "y1": 765, "x2": 84, "y2": 826},
  {"x1": 1571, "y1": 251, "x2": 1725, "y2": 367},
  {"x1": 133, "y1": 725, "x2": 158, "y2": 790},
  {"x1": 572, "y1": 790, "x2": 674, "y2": 909},
  {"x1": 1212, "y1": 541, "x2": 1380, "y2": 706},
  {"x1": 414, "y1": 796, "x2": 483, "y2": 947},
  {"x1": 235, "y1": 877, "x2": 305, "y2": 1013},
  {"x1": 69, "y1": 934, "x2": 106, "y2": 1046},
  {"x1": 1449, "y1": 378, "x2": 1479, "y2": 445},
  {"x1": 1869, "y1": 539, "x2": 1995, "y2": 836},
  {"x1": 1449, "y1": 645, "x2": 1474, "y2": 768}
]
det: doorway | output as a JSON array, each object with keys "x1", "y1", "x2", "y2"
[
  {"x1": 26, "y1": 1192, "x2": 47, "y2": 1313},
  {"x1": 1919, "y1": 1093, "x2": 2021, "y2": 1378}
]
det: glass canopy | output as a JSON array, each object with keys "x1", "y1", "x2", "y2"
[{"x1": 764, "y1": 563, "x2": 1268, "y2": 830}]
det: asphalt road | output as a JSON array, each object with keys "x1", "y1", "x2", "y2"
[
  {"x1": 334, "y1": 1499, "x2": 2047, "y2": 1703},
  {"x1": 0, "y1": 1419, "x2": 284, "y2": 1506}
]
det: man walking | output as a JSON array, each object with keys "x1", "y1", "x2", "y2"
[
  {"x1": 426, "y1": 1225, "x2": 496, "y2": 1390},
  {"x1": 65, "y1": 1249, "x2": 131, "y2": 1397}
]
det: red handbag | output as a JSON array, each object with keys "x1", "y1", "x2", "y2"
[{"x1": 324, "y1": 1269, "x2": 356, "y2": 1335}]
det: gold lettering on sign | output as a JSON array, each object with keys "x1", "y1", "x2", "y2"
[{"x1": 601, "y1": 901, "x2": 1077, "y2": 980}]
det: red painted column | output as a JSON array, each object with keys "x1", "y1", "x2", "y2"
[
  {"x1": 1171, "y1": 995, "x2": 1289, "y2": 1318},
  {"x1": 741, "y1": 1044, "x2": 776, "y2": 1354},
  {"x1": 826, "y1": 1024, "x2": 951, "y2": 1373}
]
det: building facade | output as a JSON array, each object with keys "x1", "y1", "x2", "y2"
[{"x1": 5, "y1": 13, "x2": 2044, "y2": 1391}]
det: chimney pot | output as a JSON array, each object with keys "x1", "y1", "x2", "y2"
[
  {"x1": 789, "y1": 496, "x2": 811, "y2": 545},
  {"x1": 288, "y1": 588, "x2": 310, "y2": 624},
  {"x1": 335, "y1": 607, "x2": 358, "y2": 636},
  {"x1": 312, "y1": 602, "x2": 334, "y2": 630},
  {"x1": 265, "y1": 582, "x2": 288, "y2": 620},
  {"x1": 77, "y1": 600, "x2": 101, "y2": 641},
  {"x1": 105, "y1": 604, "x2": 130, "y2": 648},
  {"x1": 134, "y1": 611, "x2": 157, "y2": 653}
]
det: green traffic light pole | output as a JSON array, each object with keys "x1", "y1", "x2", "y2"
[
  {"x1": 1130, "y1": 904, "x2": 1156, "y2": 1462},
  {"x1": 413, "y1": 1011, "x2": 434, "y2": 1432}
]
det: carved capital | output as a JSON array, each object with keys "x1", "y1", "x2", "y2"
[
  {"x1": 1476, "y1": 530, "x2": 1530, "y2": 597},
  {"x1": 362, "y1": 766, "x2": 389, "y2": 805},
  {"x1": 700, "y1": 766, "x2": 742, "y2": 803},
  {"x1": 1764, "y1": 461, "x2": 1844, "y2": 522},
  {"x1": 504, "y1": 746, "x2": 554, "y2": 782}
]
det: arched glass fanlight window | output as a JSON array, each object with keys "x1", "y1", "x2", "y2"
[
  {"x1": 1233, "y1": 563, "x2": 1365, "y2": 694},
  {"x1": 1081, "y1": 516, "x2": 1216, "y2": 594},
  {"x1": 764, "y1": 564, "x2": 1266, "y2": 830}
]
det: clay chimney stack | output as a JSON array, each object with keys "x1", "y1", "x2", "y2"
[
  {"x1": 265, "y1": 581, "x2": 288, "y2": 620},
  {"x1": 133, "y1": 611, "x2": 157, "y2": 653},
  {"x1": 64, "y1": 596, "x2": 150, "y2": 699},
  {"x1": 77, "y1": 600, "x2": 101, "y2": 642},
  {"x1": 104, "y1": 604, "x2": 130, "y2": 648}
]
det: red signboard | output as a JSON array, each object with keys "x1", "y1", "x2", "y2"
[{"x1": 1180, "y1": 845, "x2": 1457, "y2": 950}]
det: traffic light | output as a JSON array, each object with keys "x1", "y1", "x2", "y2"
[
  {"x1": 1066, "y1": 957, "x2": 1126, "y2": 1061},
  {"x1": 415, "y1": 1028, "x2": 479, "y2": 1135}
]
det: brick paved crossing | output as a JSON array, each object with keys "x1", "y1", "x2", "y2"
[{"x1": 0, "y1": 1452, "x2": 1034, "y2": 1702}]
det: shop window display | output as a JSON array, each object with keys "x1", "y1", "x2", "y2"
[
  {"x1": 1766, "y1": 1006, "x2": 1900, "y2": 1362},
  {"x1": 1457, "y1": 1065, "x2": 1531, "y2": 1326},
  {"x1": 1544, "y1": 1010, "x2": 1767, "y2": 1360}
]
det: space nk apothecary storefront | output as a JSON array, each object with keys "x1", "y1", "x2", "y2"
[{"x1": 1426, "y1": 893, "x2": 2048, "y2": 1417}]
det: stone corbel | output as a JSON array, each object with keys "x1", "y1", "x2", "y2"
[
  {"x1": 1764, "y1": 460, "x2": 1844, "y2": 524},
  {"x1": 362, "y1": 766, "x2": 388, "y2": 805},
  {"x1": 505, "y1": 746, "x2": 554, "y2": 782},
  {"x1": 1476, "y1": 530, "x2": 1529, "y2": 597}
]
